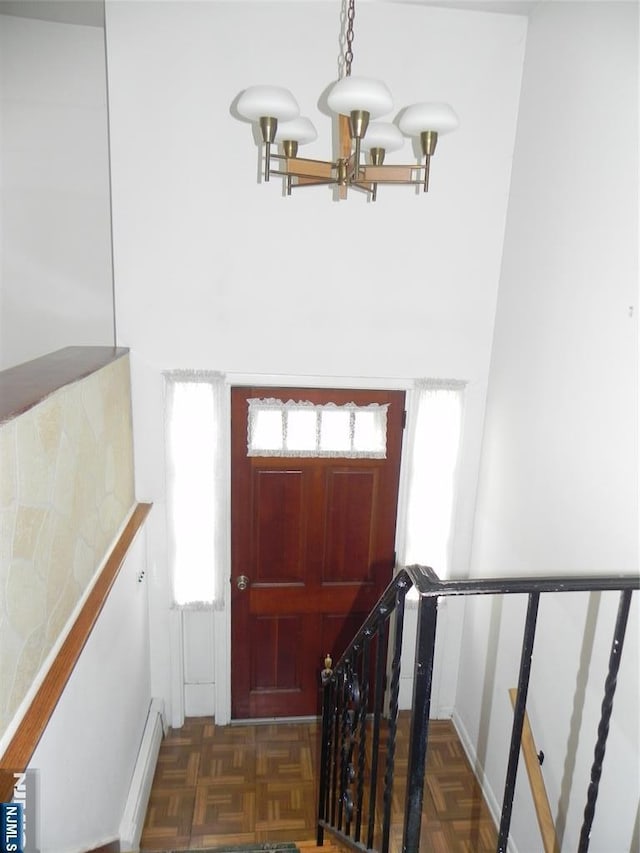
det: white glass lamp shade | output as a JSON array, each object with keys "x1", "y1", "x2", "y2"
[
  {"x1": 399, "y1": 102, "x2": 459, "y2": 136},
  {"x1": 327, "y1": 76, "x2": 393, "y2": 119},
  {"x1": 237, "y1": 85, "x2": 300, "y2": 121},
  {"x1": 361, "y1": 121, "x2": 404, "y2": 153},
  {"x1": 274, "y1": 117, "x2": 317, "y2": 145}
]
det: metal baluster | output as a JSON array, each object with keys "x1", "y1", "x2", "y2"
[
  {"x1": 367, "y1": 616, "x2": 390, "y2": 850},
  {"x1": 497, "y1": 592, "x2": 540, "y2": 852},
  {"x1": 402, "y1": 595, "x2": 439, "y2": 853},
  {"x1": 355, "y1": 635, "x2": 371, "y2": 842},
  {"x1": 382, "y1": 583, "x2": 408, "y2": 853},
  {"x1": 344, "y1": 674, "x2": 357, "y2": 837},
  {"x1": 330, "y1": 670, "x2": 342, "y2": 828},
  {"x1": 327, "y1": 676, "x2": 337, "y2": 827},
  {"x1": 337, "y1": 669, "x2": 349, "y2": 832},
  {"x1": 578, "y1": 589, "x2": 633, "y2": 852}
]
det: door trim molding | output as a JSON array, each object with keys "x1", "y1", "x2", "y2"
[
  {"x1": 226, "y1": 372, "x2": 413, "y2": 391},
  {"x1": 169, "y1": 607, "x2": 185, "y2": 728}
]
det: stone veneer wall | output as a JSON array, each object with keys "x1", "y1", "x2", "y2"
[{"x1": 0, "y1": 354, "x2": 135, "y2": 742}]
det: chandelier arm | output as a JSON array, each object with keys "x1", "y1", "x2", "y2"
[
  {"x1": 360, "y1": 179, "x2": 426, "y2": 187},
  {"x1": 275, "y1": 160, "x2": 336, "y2": 182},
  {"x1": 272, "y1": 153, "x2": 335, "y2": 167},
  {"x1": 287, "y1": 178, "x2": 339, "y2": 188},
  {"x1": 351, "y1": 181, "x2": 374, "y2": 194},
  {"x1": 362, "y1": 164, "x2": 426, "y2": 182},
  {"x1": 270, "y1": 173, "x2": 337, "y2": 186},
  {"x1": 270, "y1": 167, "x2": 335, "y2": 176},
  {"x1": 272, "y1": 155, "x2": 427, "y2": 172}
]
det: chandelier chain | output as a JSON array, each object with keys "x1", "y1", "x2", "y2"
[{"x1": 345, "y1": 0, "x2": 355, "y2": 77}]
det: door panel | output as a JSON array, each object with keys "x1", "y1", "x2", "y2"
[
  {"x1": 323, "y1": 468, "x2": 377, "y2": 582},
  {"x1": 252, "y1": 615, "x2": 303, "y2": 690},
  {"x1": 231, "y1": 387, "x2": 404, "y2": 719},
  {"x1": 254, "y1": 470, "x2": 305, "y2": 582}
]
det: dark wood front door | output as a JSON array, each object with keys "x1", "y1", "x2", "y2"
[{"x1": 231, "y1": 387, "x2": 405, "y2": 719}]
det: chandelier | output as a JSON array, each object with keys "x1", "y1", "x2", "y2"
[{"x1": 236, "y1": 0, "x2": 458, "y2": 201}]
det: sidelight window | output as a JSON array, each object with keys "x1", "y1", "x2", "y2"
[
  {"x1": 165, "y1": 371, "x2": 226, "y2": 607},
  {"x1": 399, "y1": 380, "x2": 464, "y2": 582}
]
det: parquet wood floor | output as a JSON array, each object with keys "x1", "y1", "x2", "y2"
[{"x1": 140, "y1": 714, "x2": 498, "y2": 852}]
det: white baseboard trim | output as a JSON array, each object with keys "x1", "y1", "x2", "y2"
[
  {"x1": 432, "y1": 705, "x2": 454, "y2": 719},
  {"x1": 53, "y1": 835, "x2": 120, "y2": 853},
  {"x1": 451, "y1": 709, "x2": 520, "y2": 853},
  {"x1": 119, "y1": 698, "x2": 165, "y2": 852}
]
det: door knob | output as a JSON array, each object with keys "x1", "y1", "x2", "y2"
[{"x1": 237, "y1": 574, "x2": 250, "y2": 591}]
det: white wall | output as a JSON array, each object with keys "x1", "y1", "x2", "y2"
[
  {"x1": 107, "y1": 0, "x2": 525, "y2": 375},
  {"x1": 457, "y1": 3, "x2": 638, "y2": 851},
  {"x1": 105, "y1": 0, "x2": 527, "y2": 723},
  {"x1": 29, "y1": 528, "x2": 152, "y2": 853},
  {"x1": 0, "y1": 12, "x2": 114, "y2": 370}
]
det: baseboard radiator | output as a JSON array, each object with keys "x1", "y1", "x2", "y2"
[{"x1": 119, "y1": 698, "x2": 166, "y2": 851}]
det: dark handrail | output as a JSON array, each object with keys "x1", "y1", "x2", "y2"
[
  {"x1": 408, "y1": 564, "x2": 640, "y2": 596},
  {"x1": 317, "y1": 566, "x2": 639, "y2": 853}
]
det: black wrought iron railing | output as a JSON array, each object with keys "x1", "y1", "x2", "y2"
[{"x1": 316, "y1": 566, "x2": 639, "y2": 853}]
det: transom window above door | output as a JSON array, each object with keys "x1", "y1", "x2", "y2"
[{"x1": 247, "y1": 398, "x2": 388, "y2": 458}]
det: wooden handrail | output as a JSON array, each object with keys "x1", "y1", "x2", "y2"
[
  {"x1": 509, "y1": 687, "x2": 559, "y2": 853},
  {"x1": 0, "y1": 502, "x2": 152, "y2": 802},
  {"x1": 0, "y1": 346, "x2": 129, "y2": 425}
]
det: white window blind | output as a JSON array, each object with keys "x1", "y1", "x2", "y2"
[{"x1": 165, "y1": 372, "x2": 226, "y2": 607}]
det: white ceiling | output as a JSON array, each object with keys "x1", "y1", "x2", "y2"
[
  {"x1": 0, "y1": 0, "x2": 543, "y2": 29},
  {"x1": 0, "y1": 0, "x2": 104, "y2": 27}
]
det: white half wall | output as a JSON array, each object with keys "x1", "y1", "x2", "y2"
[
  {"x1": 457, "y1": 3, "x2": 639, "y2": 851},
  {"x1": 28, "y1": 527, "x2": 152, "y2": 853}
]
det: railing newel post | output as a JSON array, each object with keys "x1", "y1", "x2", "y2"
[{"x1": 317, "y1": 653, "x2": 335, "y2": 846}]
